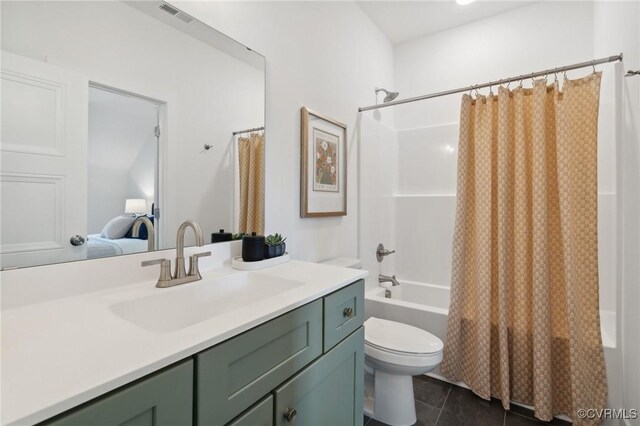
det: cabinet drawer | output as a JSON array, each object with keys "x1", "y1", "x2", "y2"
[
  {"x1": 323, "y1": 280, "x2": 364, "y2": 351},
  {"x1": 44, "y1": 360, "x2": 193, "y2": 426},
  {"x1": 196, "y1": 300, "x2": 322, "y2": 425},
  {"x1": 274, "y1": 326, "x2": 364, "y2": 426},
  {"x1": 227, "y1": 395, "x2": 273, "y2": 426}
]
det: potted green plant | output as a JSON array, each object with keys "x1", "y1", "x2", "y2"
[{"x1": 264, "y1": 233, "x2": 286, "y2": 259}]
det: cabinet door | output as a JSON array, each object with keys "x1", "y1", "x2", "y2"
[
  {"x1": 44, "y1": 360, "x2": 193, "y2": 426},
  {"x1": 227, "y1": 395, "x2": 273, "y2": 426},
  {"x1": 274, "y1": 327, "x2": 364, "y2": 426}
]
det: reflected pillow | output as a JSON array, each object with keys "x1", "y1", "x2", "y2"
[{"x1": 100, "y1": 215, "x2": 136, "y2": 239}]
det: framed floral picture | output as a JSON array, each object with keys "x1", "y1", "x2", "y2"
[{"x1": 300, "y1": 107, "x2": 347, "y2": 217}]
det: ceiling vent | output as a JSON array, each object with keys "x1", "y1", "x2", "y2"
[{"x1": 159, "y1": 3, "x2": 194, "y2": 23}]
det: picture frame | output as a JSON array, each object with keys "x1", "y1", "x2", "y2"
[{"x1": 300, "y1": 107, "x2": 347, "y2": 217}]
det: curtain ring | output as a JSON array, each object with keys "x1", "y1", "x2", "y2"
[
  {"x1": 592, "y1": 60, "x2": 596, "y2": 73},
  {"x1": 530, "y1": 72, "x2": 535, "y2": 85},
  {"x1": 563, "y1": 67, "x2": 568, "y2": 80},
  {"x1": 473, "y1": 85, "x2": 480, "y2": 96},
  {"x1": 518, "y1": 76, "x2": 524, "y2": 88},
  {"x1": 553, "y1": 68, "x2": 559, "y2": 82}
]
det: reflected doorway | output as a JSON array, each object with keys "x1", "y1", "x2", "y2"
[{"x1": 87, "y1": 84, "x2": 164, "y2": 258}]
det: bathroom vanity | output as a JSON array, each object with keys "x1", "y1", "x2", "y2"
[{"x1": 1, "y1": 246, "x2": 367, "y2": 426}]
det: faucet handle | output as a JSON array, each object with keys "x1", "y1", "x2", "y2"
[
  {"x1": 191, "y1": 251, "x2": 211, "y2": 258},
  {"x1": 376, "y1": 243, "x2": 396, "y2": 262},
  {"x1": 188, "y1": 251, "x2": 211, "y2": 278},
  {"x1": 141, "y1": 258, "x2": 169, "y2": 267},
  {"x1": 142, "y1": 258, "x2": 173, "y2": 288}
]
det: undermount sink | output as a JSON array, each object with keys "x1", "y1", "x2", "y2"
[{"x1": 110, "y1": 272, "x2": 305, "y2": 333}]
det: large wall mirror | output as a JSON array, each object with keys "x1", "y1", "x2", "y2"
[{"x1": 1, "y1": 1, "x2": 265, "y2": 269}]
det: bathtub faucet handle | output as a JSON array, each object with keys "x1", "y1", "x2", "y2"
[{"x1": 376, "y1": 243, "x2": 396, "y2": 262}]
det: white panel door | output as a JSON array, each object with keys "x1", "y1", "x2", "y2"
[{"x1": 1, "y1": 51, "x2": 88, "y2": 269}]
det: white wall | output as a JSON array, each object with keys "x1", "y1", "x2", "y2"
[
  {"x1": 1, "y1": 1, "x2": 264, "y2": 246},
  {"x1": 174, "y1": 1, "x2": 395, "y2": 262}
]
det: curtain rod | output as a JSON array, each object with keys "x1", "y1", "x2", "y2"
[
  {"x1": 358, "y1": 53, "x2": 623, "y2": 112},
  {"x1": 233, "y1": 126, "x2": 264, "y2": 136}
]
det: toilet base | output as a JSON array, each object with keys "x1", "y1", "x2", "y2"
[{"x1": 365, "y1": 369, "x2": 417, "y2": 426}]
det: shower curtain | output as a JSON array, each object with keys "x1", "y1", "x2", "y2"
[
  {"x1": 441, "y1": 73, "x2": 607, "y2": 425},
  {"x1": 238, "y1": 132, "x2": 264, "y2": 235}
]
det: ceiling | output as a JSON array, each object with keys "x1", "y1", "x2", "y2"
[{"x1": 357, "y1": 1, "x2": 535, "y2": 45}]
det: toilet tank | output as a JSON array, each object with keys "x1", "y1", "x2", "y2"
[{"x1": 320, "y1": 257, "x2": 362, "y2": 269}]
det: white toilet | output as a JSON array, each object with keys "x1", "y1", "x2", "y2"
[
  {"x1": 320, "y1": 258, "x2": 444, "y2": 426},
  {"x1": 364, "y1": 317, "x2": 443, "y2": 426}
]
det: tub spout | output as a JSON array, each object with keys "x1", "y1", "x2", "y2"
[{"x1": 379, "y1": 274, "x2": 400, "y2": 287}]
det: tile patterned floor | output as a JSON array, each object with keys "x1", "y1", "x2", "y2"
[{"x1": 364, "y1": 376, "x2": 572, "y2": 426}]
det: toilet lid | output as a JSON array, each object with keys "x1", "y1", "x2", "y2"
[{"x1": 364, "y1": 317, "x2": 443, "y2": 355}]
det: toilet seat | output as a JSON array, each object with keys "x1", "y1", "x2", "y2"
[{"x1": 364, "y1": 317, "x2": 443, "y2": 367}]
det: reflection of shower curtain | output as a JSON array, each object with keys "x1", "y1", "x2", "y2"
[
  {"x1": 238, "y1": 133, "x2": 265, "y2": 235},
  {"x1": 441, "y1": 73, "x2": 606, "y2": 425}
]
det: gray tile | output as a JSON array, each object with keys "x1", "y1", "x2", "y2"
[
  {"x1": 508, "y1": 405, "x2": 572, "y2": 425},
  {"x1": 436, "y1": 386, "x2": 505, "y2": 426},
  {"x1": 547, "y1": 418, "x2": 572, "y2": 426},
  {"x1": 509, "y1": 404, "x2": 537, "y2": 420},
  {"x1": 365, "y1": 401, "x2": 439, "y2": 426},
  {"x1": 505, "y1": 412, "x2": 547, "y2": 426},
  {"x1": 415, "y1": 400, "x2": 441, "y2": 426},
  {"x1": 413, "y1": 375, "x2": 451, "y2": 408}
]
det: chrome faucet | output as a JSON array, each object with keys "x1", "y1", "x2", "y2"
[
  {"x1": 141, "y1": 219, "x2": 210, "y2": 288},
  {"x1": 131, "y1": 216, "x2": 155, "y2": 252},
  {"x1": 378, "y1": 273, "x2": 400, "y2": 287}
]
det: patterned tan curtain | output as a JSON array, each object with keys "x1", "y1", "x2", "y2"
[
  {"x1": 441, "y1": 73, "x2": 607, "y2": 425},
  {"x1": 238, "y1": 133, "x2": 264, "y2": 235}
]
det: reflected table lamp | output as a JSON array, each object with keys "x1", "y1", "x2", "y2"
[{"x1": 125, "y1": 199, "x2": 147, "y2": 216}]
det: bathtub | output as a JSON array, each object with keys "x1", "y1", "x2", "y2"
[{"x1": 365, "y1": 278, "x2": 621, "y2": 419}]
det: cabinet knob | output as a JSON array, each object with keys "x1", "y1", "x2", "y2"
[
  {"x1": 343, "y1": 307, "x2": 354, "y2": 318},
  {"x1": 284, "y1": 408, "x2": 297, "y2": 423}
]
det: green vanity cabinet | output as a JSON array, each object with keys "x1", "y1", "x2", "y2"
[
  {"x1": 274, "y1": 327, "x2": 365, "y2": 426},
  {"x1": 226, "y1": 395, "x2": 274, "y2": 426},
  {"x1": 43, "y1": 360, "x2": 193, "y2": 426},
  {"x1": 40, "y1": 280, "x2": 365, "y2": 426}
]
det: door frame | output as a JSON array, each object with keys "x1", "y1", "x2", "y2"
[{"x1": 88, "y1": 81, "x2": 167, "y2": 250}]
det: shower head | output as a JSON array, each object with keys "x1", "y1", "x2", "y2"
[{"x1": 375, "y1": 87, "x2": 399, "y2": 103}]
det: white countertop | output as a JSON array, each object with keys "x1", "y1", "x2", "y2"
[{"x1": 1, "y1": 260, "x2": 367, "y2": 426}]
